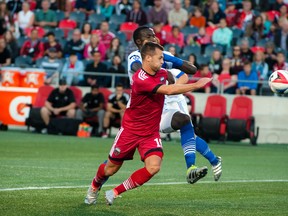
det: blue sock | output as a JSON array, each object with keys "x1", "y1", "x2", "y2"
[
  {"x1": 180, "y1": 122, "x2": 196, "y2": 168},
  {"x1": 195, "y1": 136, "x2": 218, "y2": 166}
]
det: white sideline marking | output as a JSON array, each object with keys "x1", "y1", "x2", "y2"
[{"x1": 0, "y1": 179, "x2": 288, "y2": 192}]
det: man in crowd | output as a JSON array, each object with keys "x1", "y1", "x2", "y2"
[
  {"x1": 64, "y1": 29, "x2": 85, "y2": 59},
  {"x1": 34, "y1": 0, "x2": 57, "y2": 30}
]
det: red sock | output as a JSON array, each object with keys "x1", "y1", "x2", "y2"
[
  {"x1": 92, "y1": 163, "x2": 107, "y2": 189},
  {"x1": 114, "y1": 167, "x2": 153, "y2": 195}
]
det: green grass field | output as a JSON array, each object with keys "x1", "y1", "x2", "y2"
[{"x1": 0, "y1": 130, "x2": 287, "y2": 216}]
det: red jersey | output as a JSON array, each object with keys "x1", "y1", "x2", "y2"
[
  {"x1": 99, "y1": 31, "x2": 115, "y2": 50},
  {"x1": 122, "y1": 68, "x2": 168, "y2": 136}
]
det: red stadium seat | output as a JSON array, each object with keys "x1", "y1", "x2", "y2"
[
  {"x1": 69, "y1": 86, "x2": 82, "y2": 108},
  {"x1": 226, "y1": 96, "x2": 259, "y2": 145},
  {"x1": 33, "y1": 85, "x2": 54, "y2": 107},
  {"x1": 24, "y1": 27, "x2": 46, "y2": 38},
  {"x1": 120, "y1": 22, "x2": 139, "y2": 41},
  {"x1": 59, "y1": 19, "x2": 77, "y2": 37},
  {"x1": 205, "y1": 26, "x2": 218, "y2": 37}
]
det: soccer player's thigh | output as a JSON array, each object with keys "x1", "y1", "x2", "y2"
[
  {"x1": 138, "y1": 132, "x2": 163, "y2": 162},
  {"x1": 160, "y1": 109, "x2": 179, "y2": 133}
]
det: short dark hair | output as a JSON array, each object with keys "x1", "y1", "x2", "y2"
[
  {"x1": 140, "y1": 42, "x2": 164, "y2": 60},
  {"x1": 200, "y1": 64, "x2": 208, "y2": 70},
  {"x1": 91, "y1": 84, "x2": 99, "y2": 90},
  {"x1": 133, "y1": 26, "x2": 150, "y2": 45},
  {"x1": 116, "y1": 83, "x2": 124, "y2": 88},
  {"x1": 46, "y1": 31, "x2": 55, "y2": 37},
  {"x1": 243, "y1": 60, "x2": 251, "y2": 66}
]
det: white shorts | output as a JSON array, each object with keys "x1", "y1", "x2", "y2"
[{"x1": 160, "y1": 99, "x2": 190, "y2": 133}]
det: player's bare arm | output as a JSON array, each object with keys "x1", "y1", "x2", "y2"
[
  {"x1": 131, "y1": 62, "x2": 142, "y2": 74},
  {"x1": 180, "y1": 60, "x2": 198, "y2": 75},
  {"x1": 167, "y1": 71, "x2": 175, "y2": 84},
  {"x1": 176, "y1": 73, "x2": 189, "y2": 84}
]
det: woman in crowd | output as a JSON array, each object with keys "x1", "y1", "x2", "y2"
[
  {"x1": 4, "y1": 30, "x2": 18, "y2": 62},
  {"x1": 81, "y1": 22, "x2": 92, "y2": 45},
  {"x1": 17, "y1": 1, "x2": 34, "y2": 33},
  {"x1": 106, "y1": 37, "x2": 124, "y2": 62}
]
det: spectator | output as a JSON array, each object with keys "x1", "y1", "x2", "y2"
[
  {"x1": 209, "y1": 50, "x2": 222, "y2": 75},
  {"x1": 102, "y1": 83, "x2": 129, "y2": 138},
  {"x1": 166, "y1": 25, "x2": 185, "y2": 48},
  {"x1": 44, "y1": 32, "x2": 62, "y2": 58},
  {"x1": 39, "y1": 47, "x2": 63, "y2": 85},
  {"x1": 230, "y1": 45, "x2": 244, "y2": 75},
  {"x1": 34, "y1": 0, "x2": 57, "y2": 30},
  {"x1": 151, "y1": 22, "x2": 166, "y2": 46},
  {"x1": 252, "y1": 51, "x2": 269, "y2": 81},
  {"x1": 189, "y1": 6, "x2": 206, "y2": 28},
  {"x1": 64, "y1": 29, "x2": 85, "y2": 59},
  {"x1": 272, "y1": 0, "x2": 286, "y2": 11},
  {"x1": 124, "y1": 40, "x2": 137, "y2": 60},
  {"x1": 274, "y1": 21, "x2": 288, "y2": 52},
  {"x1": 189, "y1": 64, "x2": 212, "y2": 93},
  {"x1": 17, "y1": 1, "x2": 34, "y2": 32},
  {"x1": 61, "y1": 52, "x2": 84, "y2": 86},
  {"x1": 167, "y1": 45, "x2": 178, "y2": 57},
  {"x1": 8, "y1": 22, "x2": 20, "y2": 39},
  {"x1": 240, "y1": 38, "x2": 254, "y2": 62},
  {"x1": 98, "y1": 21, "x2": 115, "y2": 50},
  {"x1": 186, "y1": 27, "x2": 211, "y2": 53},
  {"x1": 4, "y1": 30, "x2": 18, "y2": 63},
  {"x1": 212, "y1": 18, "x2": 232, "y2": 49},
  {"x1": 74, "y1": 0, "x2": 95, "y2": 15},
  {"x1": 108, "y1": 55, "x2": 128, "y2": 86},
  {"x1": 126, "y1": 0, "x2": 148, "y2": 26},
  {"x1": 245, "y1": 15, "x2": 265, "y2": 44},
  {"x1": 115, "y1": 0, "x2": 132, "y2": 15},
  {"x1": 84, "y1": 50, "x2": 108, "y2": 87},
  {"x1": 204, "y1": 0, "x2": 226, "y2": 27},
  {"x1": 81, "y1": 22, "x2": 92, "y2": 45},
  {"x1": 212, "y1": 58, "x2": 237, "y2": 94},
  {"x1": 235, "y1": 0, "x2": 254, "y2": 30},
  {"x1": 188, "y1": 53, "x2": 199, "y2": 69},
  {"x1": 273, "y1": 51, "x2": 288, "y2": 71},
  {"x1": 40, "y1": 79, "x2": 76, "y2": 126},
  {"x1": 148, "y1": 0, "x2": 168, "y2": 25},
  {"x1": 276, "y1": 4, "x2": 288, "y2": 24},
  {"x1": 260, "y1": 12, "x2": 271, "y2": 36},
  {"x1": 7, "y1": 0, "x2": 22, "y2": 16},
  {"x1": 224, "y1": 2, "x2": 238, "y2": 27},
  {"x1": 183, "y1": 0, "x2": 194, "y2": 19},
  {"x1": 0, "y1": 1, "x2": 12, "y2": 31},
  {"x1": 0, "y1": 37, "x2": 11, "y2": 67},
  {"x1": 106, "y1": 37, "x2": 125, "y2": 62},
  {"x1": 83, "y1": 33, "x2": 106, "y2": 60},
  {"x1": 264, "y1": 42, "x2": 277, "y2": 74},
  {"x1": 236, "y1": 60, "x2": 258, "y2": 96},
  {"x1": 98, "y1": 0, "x2": 115, "y2": 20},
  {"x1": 20, "y1": 28, "x2": 44, "y2": 62},
  {"x1": 76, "y1": 84, "x2": 106, "y2": 136},
  {"x1": 168, "y1": 0, "x2": 188, "y2": 29}
]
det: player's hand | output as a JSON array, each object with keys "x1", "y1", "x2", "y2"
[{"x1": 194, "y1": 78, "x2": 212, "y2": 88}]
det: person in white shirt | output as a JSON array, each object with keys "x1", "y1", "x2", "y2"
[{"x1": 17, "y1": 1, "x2": 34, "y2": 31}]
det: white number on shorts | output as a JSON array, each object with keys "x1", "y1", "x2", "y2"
[{"x1": 154, "y1": 138, "x2": 162, "y2": 147}]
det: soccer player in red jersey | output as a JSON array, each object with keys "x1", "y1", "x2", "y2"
[{"x1": 84, "y1": 42, "x2": 211, "y2": 206}]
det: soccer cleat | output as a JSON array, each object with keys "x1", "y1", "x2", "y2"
[
  {"x1": 186, "y1": 165, "x2": 208, "y2": 184},
  {"x1": 84, "y1": 185, "x2": 100, "y2": 205},
  {"x1": 212, "y1": 156, "x2": 222, "y2": 181},
  {"x1": 105, "y1": 189, "x2": 116, "y2": 206},
  {"x1": 101, "y1": 132, "x2": 108, "y2": 138}
]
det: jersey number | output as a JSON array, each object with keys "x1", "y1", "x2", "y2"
[{"x1": 154, "y1": 138, "x2": 162, "y2": 147}]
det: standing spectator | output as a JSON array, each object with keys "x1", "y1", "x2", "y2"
[
  {"x1": 34, "y1": 0, "x2": 57, "y2": 30},
  {"x1": 17, "y1": 1, "x2": 34, "y2": 32},
  {"x1": 189, "y1": 64, "x2": 212, "y2": 93},
  {"x1": 43, "y1": 32, "x2": 62, "y2": 58},
  {"x1": 76, "y1": 84, "x2": 106, "y2": 136},
  {"x1": 212, "y1": 18, "x2": 232, "y2": 49},
  {"x1": 148, "y1": 0, "x2": 168, "y2": 25},
  {"x1": 98, "y1": 21, "x2": 115, "y2": 50},
  {"x1": 236, "y1": 60, "x2": 258, "y2": 96},
  {"x1": 84, "y1": 51, "x2": 108, "y2": 86},
  {"x1": 264, "y1": 42, "x2": 277, "y2": 74},
  {"x1": 209, "y1": 50, "x2": 222, "y2": 75},
  {"x1": 20, "y1": 28, "x2": 44, "y2": 62},
  {"x1": 98, "y1": 0, "x2": 115, "y2": 20},
  {"x1": 126, "y1": 0, "x2": 148, "y2": 26},
  {"x1": 83, "y1": 33, "x2": 106, "y2": 60},
  {"x1": 235, "y1": 0, "x2": 254, "y2": 30},
  {"x1": 245, "y1": 15, "x2": 265, "y2": 44},
  {"x1": 189, "y1": 6, "x2": 206, "y2": 28},
  {"x1": 252, "y1": 51, "x2": 269, "y2": 81},
  {"x1": 225, "y1": 2, "x2": 238, "y2": 27},
  {"x1": 61, "y1": 52, "x2": 85, "y2": 86},
  {"x1": 106, "y1": 37, "x2": 125, "y2": 62},
  {"x1": 7, "y1": 0, "x2": 22, "y2": 16},
  {"x1": 40, "y1": 79, "x2": 76, "y2": 126},
  {"x1": 240, "y1": 38, "x2": 254, "y2": 62},
  {"x1": 274, "y1": 21, "x2": 288, "y2": 52},
  {"x1": 204, "y1": 0, "x2": 226, "y2": 27},
  {"x1": 115, "y1": 0, "x2": 132, "y2": 15},
  {"x1": 64, "y1": 29, "x2": 85, "y2": 59},
  {"x1": 168, "y1": 0, "x2": 188, "y2": 29},
  {"x1": 74, "y1": 0, "x2": 95, "y2": 15},
  {"x1": 102, "y1": 83, "x2": 129, "y2": 138},
  {"x1": 273, "y1": 51, "x2": 288, "y2": 71},
  {"x1": 81, "y1": 22, "x2": 92, "y2": 45},
  {"x1": 0, "y1": 37, "x2": 11, "y2": 67},
  {"x1": 230, "y1": 45, "x2": 244, "y2": 75},
  {"x1": 166, "y1": 25, "x2": 185, "y2": 48},
  {"x1": 4, "y1": 30, "x2": 18, "y2": 63}
]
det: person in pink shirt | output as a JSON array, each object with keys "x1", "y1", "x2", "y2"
[
  {"x1": 83, "y1": 34, "x2": 106, "y2": 61},
  {"x1": 166, "y1": 25, "x2": 185, "y2": 48},
  {"x1": 98, "y1": 21, "x2": 115, "y2": 50}
]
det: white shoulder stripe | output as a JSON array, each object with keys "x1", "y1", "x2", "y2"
[{"x1": 138, "y1": 70, "x2": 148, "y2": 81}]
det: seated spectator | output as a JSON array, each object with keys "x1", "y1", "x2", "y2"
[
  {"x1": 212, "y1": 18, "x2": 232, "y2": 50},
  {"x1": 167, "y1": 45, "x2": 178, "y2": 57},
  {"x1": 274, "y1": 21, "x2": 288, "y2": 52},
  {"x1": 189, "y1": 6, "x2": 206, "y2": 28},
  {"x1": 98, "y1": 0, "x2": 115, "y2": 20},
  {"x1": 106, "y1": 37, "x2": 125, "y2": 61},
  {"x1": 186, "y1": 27, "x2": 211, "y2": 49},
  {"x1": 236, "y1": 60, "x2": 258, "y2": 95},
  {"x1": 84, "y1": 51, "x2": 108, "y2": 86},
  {"x1": 102, "y1": 83, "x2": 129, "y2": 138},
  {"x1": 75, "y1": 84, "x2": 105, "y2": 136},
  {"x1": 4, "y1": 30, "x2": 18, "y2": 63},
  {"x1": 81, "y1": 22, "x2": 92, "y2": 45},
  {"x1": 0, "y1": 37, "x2": 11, "y2": 67},
  {"x1": 245, "y1": 15, "x2": 265, "y2": 44},
  {"x1": 20, "y1": 28, "x2": 44, "y2": 62},
  {"x1": 235, "y1": 0, "x2": 254, "y2": 30},
  {"x1": 108, "y1": 55, "x2": 128, "y2": 86},
  {"x1": 126, "y1": 0, "x2": 148, "y2": 26},
  {"x1": 61, "y1": 52, "x2": 84, "y2": 86},
  {"x1": 44, "y1": 32, "x2": 62, "y2": 58},
  {"x1": 230, "y1": 45, "x2": 244, "y2": 75},
  {"x1": 264, "y1": 42, "x2": 277, "y2": 74},
  {"x1": 212, "y1": 58, "x2": 237, "y2": 94},
  {"x1": 0, "y1": 2, "x2": 12, "y2": 34},
  {"x1": 148, "y1": 0, "x2": 168, "y2": 25},
  {"x1": 272, "y1": 0, "x2": 286, "y2": 11},
  {"x1": 189, "y1": 64, "x2": 212, "y2": 93},
  {"x1": 39, "y1": 47, "x2": 63, "y2": 84},
  {"x1": 115, "y1": 0, "x2": 132, "y2": 15},
  {"x1": 17, "y1": 1, "x2": 34, "y2": 32},
  {"x1": 240, "y1": 38, "x2": 254, "y2": 62},
  {"x1": 168, "y1": 0, "x2": 188, "y2": 29},
  {"x1": 224, "y1": 2, "x2": 238, "y2": 27},
  {"x1": 152, "y1": 21, "x2": 167, "y2": 46},
  {"x1": 34, "y1": 0, "x2": 57, "y2": 30},
  {"x1": 276, "y1": 4, "x2": 288, "y2": 24},
  {"x1": 166, "y1": 25, "x2": 185, "y2": 48},
  {"x1": 204, "y1": 0, "x2": 226, "y2": 28},
  {"x1": 124, "y1": 40, "x2": 138, "y2": 60},
  {"x1": 188, "y1": 53, "x2": 199, "y2": 69},
  {"x1": 183, "y1": 0, "x2": 194, "y2": 18},
  {"x1": 7, "y1": 0, "x2": 22, "y2": 16},
  {"x1": 83, "y1": 34, "x2": 106, "y2": 60},
  {"x1": 8, "y1": 22, "x2": 21, "y2": 39},
  {"x1": 209, "y1": 50, "x2": 222, "y2": 75},
  {"x1": 64, "y1": 29, "x2": 85, "y2": 59},
  {"x1": 260, "y1": 12, "x2": 271, "y2": 36},
  {"x1": 273, "y1": 51, "x2": 288, "y2": 71},
  {"x1": 98, "y1": 21, "x2": 115, "y2": 50},
  {"x1": 40, "y1": 79, "x2": 76, "y2": 126},
  {"x1": 74, "y1": 0, "x2": 95, "y2": 15},
  {"x1": 252, "y1": 51, "x2": 269, "y2": 81}
]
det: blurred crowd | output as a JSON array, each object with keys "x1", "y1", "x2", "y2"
[{"x1": 0, "y1": 0, "x2": 288, "y2": 95}]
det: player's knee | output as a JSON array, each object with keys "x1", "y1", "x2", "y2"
[
  {"x1": 146, "y1": 164, "x2": 161, "y2": 175},
  {"x1": 104, "y1": 166, "x2": 118, "y2": 176},
  {"x1": 171, "y1": 113, "x2": 191, "y2": 129}
]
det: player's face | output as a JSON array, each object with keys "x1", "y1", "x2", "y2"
[
  {"x1": 141, "y1": 29, "x2": 158, "y2": 45},
  {"x1": 150, "y1": 48, "x2": 164, "y2": 72}
]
